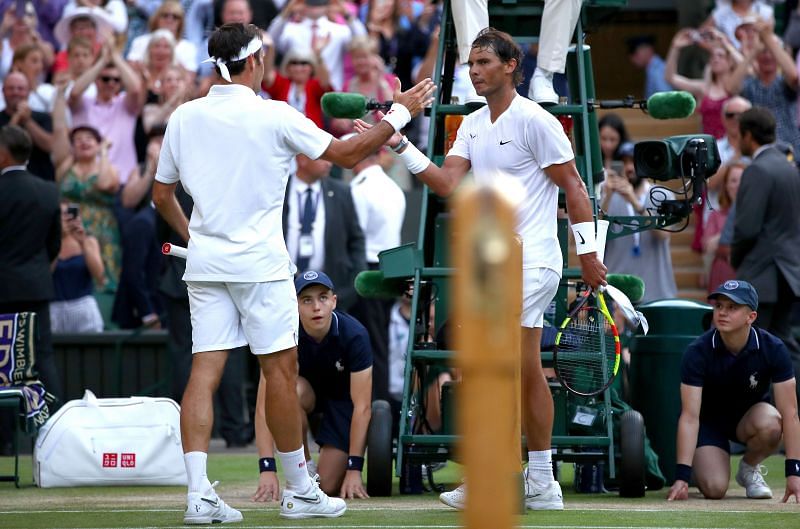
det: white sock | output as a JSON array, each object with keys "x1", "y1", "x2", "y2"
[
  {"x1": 277, "y1": 446, "x2": 313, "y2": 493},
  {"x1": 528, "y1": 450, "x2": 554, "y2": 485},
  {"x1": 184, "y1": 451, "x2": 211, "y2": 494}
]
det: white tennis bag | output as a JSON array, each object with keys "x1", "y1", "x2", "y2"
[{"x1": 34, "y1": 390, "x2": 187, "y2": 487}]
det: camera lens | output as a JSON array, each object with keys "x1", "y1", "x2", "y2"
[{"x1": 634, "y1": 142, "x2": 669, "y2": 180}]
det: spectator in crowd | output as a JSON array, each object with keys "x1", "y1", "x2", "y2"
[
  {"x1": 702, "y1": 158, "x2": 745, "y2": 293},
  {"x1": 0, "y1": 124, "x2": 62, "y2": 402},
  {"x1": 141, "y1": 65, "x2": 190, "y2": 134},
  {"x1": 283, "y1": 153, "x2": 366, "y2": 312},
  {"x1": 52, "y1": 81, "x2": 120, "y2": 291},
  {"x1": 52, "y1": 6, "x2": 111, "y2": 74},
  {"x1": 600, "y1": 141, "x2": 677, "y2": 304},
  {"x1": 363, "y1": 0, "x2": 436, "y2": 92},
  {"x1": 342, "y1": 132, "x2": 405, "y2": 402},
  {"x1": 253, "y1": 271, "x2": 372, "y2": 500},
  {"x1": 11, "y1": 0, "x2": 69, "y2": 51},
  {"x1": 269, "y1": 0, "x2": 367, "y2": 91},
  {"x1": 732, "y1": 106, "x2": 800, "y2": 406},
  {"x1": 704, "y1": 0, "x2": 773, "y2": 50},
  {"x1": 598, "y1": 112, "x2": 630, "y2": 171},
  {"x1": 626, "y1": 35, "x2": 673, "y2": 98},
  {"x1": 62, "y1": 0, "x2": 128, "y2": 36},
  {"x1": 330, "y1": 34, "x2": 396, "y2": 136},
  {"x1": 261, "y1": 34, "x2": 332, "y2": 129},
  {"x1": 667, "y1": 280, "x2": 800, "y2": 502},
  {"x1": 0, "y1": 2, "x2": 55, "y2": 78},
  {"x1": 727, "y1": 17, "x2": 800, "y2": 156},
  {"x1": 126, "y1": 0, "x2": 198, "y2": 76},
  {"x1": 133, "y1": 28, "x2": 185, "y2": 94},
  {"x1": 712, "y1": 95, "x2": 752, "y2": 164},
  {"x1": 50, "y1": 201, "x2": 105, "y2": 332},
  {"x1": 8, "y1": 43, "x2": 56, "y2": 112},
  {"x1": 665, "y1": 27, "x2": 741, "y2": 139},
  {"x1": 110, "y1": 125, "x2": 162, "y2": 329},
  {"x1": 0, "y1": 72, "x2": 54, "y2": 181},
  {"x1": 51, "y1": 36, "x2": 96, "y2": 99},
  {"x1": 68, "y1": 34, "x2": 143, "y2": 187}
]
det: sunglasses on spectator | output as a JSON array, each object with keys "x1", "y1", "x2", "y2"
[
  {"x1": 288, "y1": 60, "x2": 312, "y2": 66},
  {"x1": 100, "y1": 76, "x2": 122, "y2": 83},
  {"x1": 160, "y1": 12, "x2": 182, "y2": 20},
  {"x1": 724, "y1": 112, "x2": 741, "y2": 119}
]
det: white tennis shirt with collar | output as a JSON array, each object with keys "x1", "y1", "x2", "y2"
[
  {"x1": 155, "y1": 83, "x2": 333, "y2": 283},
  {"x1": 447, "y1": 93, "x2": 574, "y2": 273}
]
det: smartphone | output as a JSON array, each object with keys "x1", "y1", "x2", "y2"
[
  {"x1": 609, "y1": 160, "x2": 625, "y2": 176},
  {"x1": 67, "y1": 204, "x2": 79, "y2": 219}
]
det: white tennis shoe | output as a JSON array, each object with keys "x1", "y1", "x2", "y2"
[
  {"x1": 280, "y1": 476, "x2": 347, "y2": 519},
  {"x1": 524, "y1": 468, "x2": 564, "y2": 510},
  {"x1": 439, "y1": 482, "x2": 466, "y2": 510},
  {"x1": 736, "y1": 461, "x2": 772, "y2": 499},
  {"x1": 184, "y1": 481, "x2": 243, "y2": 524}
]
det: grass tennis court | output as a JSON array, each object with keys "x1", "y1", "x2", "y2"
[{"x1": 2, "y1": 453, "x2": 797, "y2": 528}]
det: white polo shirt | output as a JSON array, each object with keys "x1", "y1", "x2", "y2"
[
  {"x1": 350, "y1": 163, "x2": 406, "y2": 264},
  {"x1": 447, "y1": 94, "x2": 574, "y2": 273},
  {"x1": 155, "y1": 83, "x2": 333, "y2": 282}
]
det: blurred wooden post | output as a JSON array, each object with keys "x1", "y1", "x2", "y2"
[{"x1": 452, "y1": 186, "x2": 522, "y2": 529}]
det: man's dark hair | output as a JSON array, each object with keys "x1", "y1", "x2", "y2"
[
  {"x1": 739, "y1": 107, "x2": 776, "y2": 146},
  {"x1": 0, "y1": 125, "x2": 33, "y2": 164},
  {"x1": 208, "y1": 23, "x2": 262, "y2": 78},
  {"x1": 471, "y1": 27, "x2": 523, "y2": 86}
]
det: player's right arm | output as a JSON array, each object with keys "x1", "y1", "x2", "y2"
[{"x1": 667, "y1": 383, "x2": 702, "y2": 501}]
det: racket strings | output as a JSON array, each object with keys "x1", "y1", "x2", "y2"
[{"x1": 556, "y1": 307, "x2": 618, "y2": 394}]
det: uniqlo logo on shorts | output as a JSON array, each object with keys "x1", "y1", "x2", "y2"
[
  {"x1": 121, "y1": 453, "x2": 136, "y2": 468},
  {"x1": 102, "y1": 453, "x2": 118, "y2": 467}
]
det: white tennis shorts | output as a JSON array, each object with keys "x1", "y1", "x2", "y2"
[
  {"x1": 521, "y1": 267, "x2": 560, "y2": 329},
  {"x1": 186, "y1": 280, "x2": 298, "y2": 354}
]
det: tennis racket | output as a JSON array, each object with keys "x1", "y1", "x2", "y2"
[
  {"x1": 553, "y1": 286, "x2": 621, "y2": 396},
  {"x1": 162, "y1": 243, "x2": 187, "y2": 259}
]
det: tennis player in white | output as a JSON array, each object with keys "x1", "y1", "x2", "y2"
[
  {"x1": 357, "y1": 27, "x2": 606, "y2": 511},
  {"x1": 152, "y1": 23, "x2": 434, "y2": 524}
]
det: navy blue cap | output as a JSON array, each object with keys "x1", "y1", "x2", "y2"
[
  {"x1": 295, "y1": 270, "x2": 335, "y2": 295},
  {"x1": 708, "y1": 279, "x2": 758, "y2": 310},
  {"x1": 618, "y1": 141, "x2": 635, "y2": 159}
]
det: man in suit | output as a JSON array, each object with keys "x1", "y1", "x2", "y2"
[
  {"x1": 283, "y1": 154, "x2": 366, "y2": 312},
  {"x1": 733, "y1": 106, "x2": 800, "y2": 403},
  {"x1": 0, "y1": 125, "x2": 62, "y2": 428},
  {"x1": 158, "y1": 184, "x2": 252, "y2": 448}
]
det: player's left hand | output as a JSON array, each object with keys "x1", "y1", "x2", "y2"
[
  {"x1": 339, "y1": 470, "x2": 369, "y2": 499},
  {"x1": 354, "y1": 110, "x2": 403, "y2": 148},
  {"x1": 782, "y1": 475, "x2": 800, "y2": 503},
  {"x1": 252, "y1": 471, "x2": 280, "y2": 502},
  {"x1": 578, "y1": 253, "x2": 607, "y2": 291}
]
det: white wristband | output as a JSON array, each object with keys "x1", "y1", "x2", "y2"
[
  {"x1": 381, "y1": 103, "x2": 412, "y2": 132},
  {"x1": 571, "y1": 221, "x2": 597, "y2": 255},
  {"x1": 397, "y1": 141, "x2": 431, "y2": 175}
]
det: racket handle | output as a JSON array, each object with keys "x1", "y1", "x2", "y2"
[
  {"x1": 162, "y1": 242, "x2": 187, "y2": 259},
  {"x1": 596, "y1": 219, "x2": 609, "y2": 264}
]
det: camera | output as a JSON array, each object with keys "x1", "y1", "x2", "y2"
[
  {"x1": 67, "y1": 204, "x2": 79, "y2": 219},
  {"x1": 633, "y1": 134, "x2": 720, "y2": 181}
]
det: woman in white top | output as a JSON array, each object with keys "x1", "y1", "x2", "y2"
[
  {"x1": 10, "y1": 44, "x2": 56, "y2": 112},
  {"x1": 63, "y1": 0, "x2": 128, "y2": 36},
  {"x1": 127, "y1": 0, "x2": 198, "y2": 75}
]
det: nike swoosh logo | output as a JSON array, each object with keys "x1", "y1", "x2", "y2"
[
  {"x1": 292, "y1": 494, "x2": 321, "y2": 504},
  {"x1": 577, "y1": 232, "x2": 585, "y2": 245},
  {"x1": 500, "y1": 140, "x2": 512, "y2": 145},
  {"x1": 470, "y1": 133, "x2": 476, "y2": 139},
  {"x1": 201, "y1": 497, "x2": 219, "y2": 508}
]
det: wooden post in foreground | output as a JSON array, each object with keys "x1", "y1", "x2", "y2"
[{"x1": 452, "y1": 185, "x2": 522, "y2": 529}]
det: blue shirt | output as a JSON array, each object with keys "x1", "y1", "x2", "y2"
[
  {"x1": 681, "y1": 326, "x2": 794, "y2": 426},
  {"x1": 645, "y1": 55, "x2": 673, "y2": 99},
  {"x1": 298, "y1": 311, "x2": 373, "y2": 402}
]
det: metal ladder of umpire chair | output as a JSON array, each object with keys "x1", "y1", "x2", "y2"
[{"x1": 377, "y1": 0, "x2": 629, "y2": 487}]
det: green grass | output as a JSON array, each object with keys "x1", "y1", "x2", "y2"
[{"x1": 0, "y1": 454, "x2": 796, "y2": 529}]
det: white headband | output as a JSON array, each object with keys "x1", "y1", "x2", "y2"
[{"x1": 203, "y1": 37, "x2": 262, "y2": 82}]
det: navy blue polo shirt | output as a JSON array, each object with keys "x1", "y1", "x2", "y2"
[
  {"x1": 681, "y1": 326, "x2": 794, "y2": 427},
  {"x1": 298, "y1": 311, "x2": 373, "y2": 401}
]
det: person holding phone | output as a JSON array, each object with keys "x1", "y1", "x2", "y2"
[
  {"x1": 49, "y1": 201, "x2": 106, "y2": 332},
  {"x1": 599, "y1": 141, "x2": 677, "y2": 304}
]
